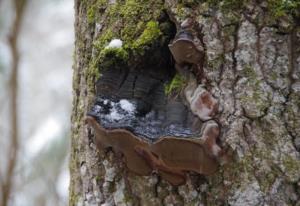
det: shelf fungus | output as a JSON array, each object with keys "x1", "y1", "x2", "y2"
[
  {"x1": 87, "y1": 19, "x2": 222, "y2": 185},
  {"x1": 168, "y1": 18, "x2": 205, "y2": 81},
  {"x1": 168, "y1": 31, "x2": 204, "y2": 66},
  {"x1": 87, "y1": 113, "x2": 221, "y2": 185},
  {"x1": 185, "y1": 83, "x2": 218, "y2": 121}
]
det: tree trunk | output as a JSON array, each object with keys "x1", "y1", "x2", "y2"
[{"x1": 70, "y1": 0, "x2": 300, "y2": 205}]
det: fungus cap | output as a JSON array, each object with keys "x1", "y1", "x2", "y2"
[{"x1": 87, "y1": 116, "x2": 221, "y2": 185}]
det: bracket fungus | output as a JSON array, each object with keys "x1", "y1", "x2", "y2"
[
  {"x1": 168, "y1": 18, "x2": 205, "y2": 82},
  {"x1": 87, "y1": 115, "x2": 221, "y2": 185},
  {"x1": 168, "y1": 30, "x2": 204, "y2": 66},
  {"x1": 185, "y1": 84, "x2": 218, "y2": 121},
  {"x1": 87, "y1": 18, "x2": 223, "y2": 185}
]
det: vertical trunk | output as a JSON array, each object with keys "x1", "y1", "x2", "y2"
[
  {"x1": 1, "y1": 1, "x2": 27, "y2": 205},
  {"x1": 70, "y1": 0, "x2": 300, "y2": 205}
]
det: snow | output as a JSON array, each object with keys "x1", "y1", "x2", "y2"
[
  {"x1": 106, "y1": 99, "x2": 136, "y2": 121},
  {"x1": 91, "y1": 97, "x2": 201, "y2": 140},
  {"x1": 94, "y1": 98, "x2": 137, "y2": 122},
  {"x1": 105, "y1": 39, "x2": 123, "y2": 49},
  {"x1": 109, "y1": 107, "x2": 124, "y2": 121},
  {"x1": 119, "y1": 99, "x2": 135, "y2": 113}
]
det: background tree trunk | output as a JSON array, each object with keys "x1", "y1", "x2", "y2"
[{"x1": 70, "y1": 0, "x2": 300, "y2": 205}]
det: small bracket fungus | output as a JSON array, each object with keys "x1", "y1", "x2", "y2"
[
  {"x1": 185, "y1": 84, "x2": 218, "y2": 121},
  {"x1": 87, "y1": 18, "x2": 223, "y2": 185},
  {"x1": 168, "y1": 30, "x2": 204, "y2": 65},
  {"x1": 169, "y1": 19, "x2": 218, "y2": 121},
  {"x1": 168, "y1": 18, "x2": 205, "y2": 81}
]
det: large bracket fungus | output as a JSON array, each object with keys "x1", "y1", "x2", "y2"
[{"x1": 87, "y1": 17, "x2": 222, "y2": 185}]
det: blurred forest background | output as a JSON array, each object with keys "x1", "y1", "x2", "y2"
[{"x1": 0, "y1": 0, "x2": 73, "y2": 205}]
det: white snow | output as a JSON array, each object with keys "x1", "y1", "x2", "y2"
[
  {"x1": 105, "y1": 39, "x2": 123, "y2": 49},
  {"x1": 119, "y1": 99, "x2": 135, "y2": 113},
  {"x1": 109, "y1": 107, "x2": 124, "y2": 121},
  {"x1": 98, "y1": 98, "x2": 136, "y2": 122},
  {"x1": 94, "y1": 105, "x2": 102, "y2": 113}
]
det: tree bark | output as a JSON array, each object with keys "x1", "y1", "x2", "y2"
[{"x1": 70, "y1": 0, "x2": 300, "y2": 205}]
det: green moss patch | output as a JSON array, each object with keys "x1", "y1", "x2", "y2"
[
  {"x1": 164, "y1": 74, "x2": 186, "y2": 96},
  {"x1": 132, "y1": 21, "x2": 162, "y2": 54},
  {"x1": 205, "y1": 0, "x2": 299, "y2": 20},
  {"x1": 99, "y1": 47, "x2": 129, "y2": 69},
  {"x1": 84, "y1": 0, "x2": 171, "y2": 92}
]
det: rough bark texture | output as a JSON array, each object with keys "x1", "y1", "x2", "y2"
[{"x1": 70, "y1": 0, "x2": 300, "y2": 205}]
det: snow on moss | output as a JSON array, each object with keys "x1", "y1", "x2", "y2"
[{"x1": 105, "y1": 39, "x2": 123, "y2": 49}]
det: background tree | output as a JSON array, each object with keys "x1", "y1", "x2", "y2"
[
  {"x1": 1, "y1": 1, "x2": 27, "y2": 205},
  {"x1": 0, "y1": 0, "x2": 72, "y2": 205},
  {"x1": 70, "y1": 0, "x2": 300, "y2": 205}
]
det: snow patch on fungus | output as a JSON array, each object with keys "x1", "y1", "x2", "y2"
[
  {"x1": 91, "y1": 98, "x2": 137, "y2": 122},
  {"x1": 119, "y1": 99, "x2": 136, "y2": 113},
  {"x1": 89, "y1": 97, "x2": 201, "y2": 140}
]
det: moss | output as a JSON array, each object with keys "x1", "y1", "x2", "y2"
[
  {"x1": 242, "y1": 65, "x2": 257, "y2": 79},
  {"x1": 132, "y1": 21, "x2": 162, "y2": 54},
  {"x1": 282, "y1": 155, "x2": 300, "y2": 177},
  {"x1": 69, "y1": 192, "x2": 79, "y2": 206},
  {"x1": 164, "y1": 74, "x2": 186, "y2": 96},
  {"x1": 88, "y1": 0, "x2": 165, "y2": 80},
  {"x1": 86, "y1": 0, "x2": 107, "y2": 24},
  {"x1": 87, "y1": 5, "x2": 96, "y2": 24},
  {"x1": 206, "y1": 0, "x2": 247, "y2": 11},
  {"x1": 94, "y1": 29, "x2": 114, "y2": 51},
  {"x1": 222, "y1": 0, "x2": 246, "y2": 10},
  {"x1": 262, "y1": 128, "x2": 279, "y2": 147},
  {"x1": 175, "y1": 4, "x2": 192, "y2": 20},
  {"x1": 83, "y1": 0, "x2": 179, "y2": 97},
  {"x1": 185, "y1": 199, "x2": 200, "y2": 206},
  {"x1": 106, "y1": 0, "x2": 163, "y2": 44},
  {"x1": 207, "y1": 54, "x2": 225, "y2": 70},
  {"x1": 239, "y1": 65, "x2": 273, "y2": 116},
  {"x1": 267, "y1": 0, "x2": 300, "y2": 18},
  {"x1": 95, "y1": 175, "x2": 102, "y2": 182},
  {"x1": 99, "y1": 47, "x2": 129, "y2": 68},
  {"x1": 270, "y1": 71, "x2": 278, "y2": 81},
  {"x1": 87, "y1": 61, "x2": 100, "y2": 93},
  {"x1": 124, "y1": 192, "x2": 136, "y2": 204},
  {"x1": 259, "y1": 172, "x2": 276, "y2": 192},
  {"x1": 204, "y1": 0, "x2": 299, "y2": 21},
  {"x1": 210, "y1": 154, "x2": 255, "y2": 197}
]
